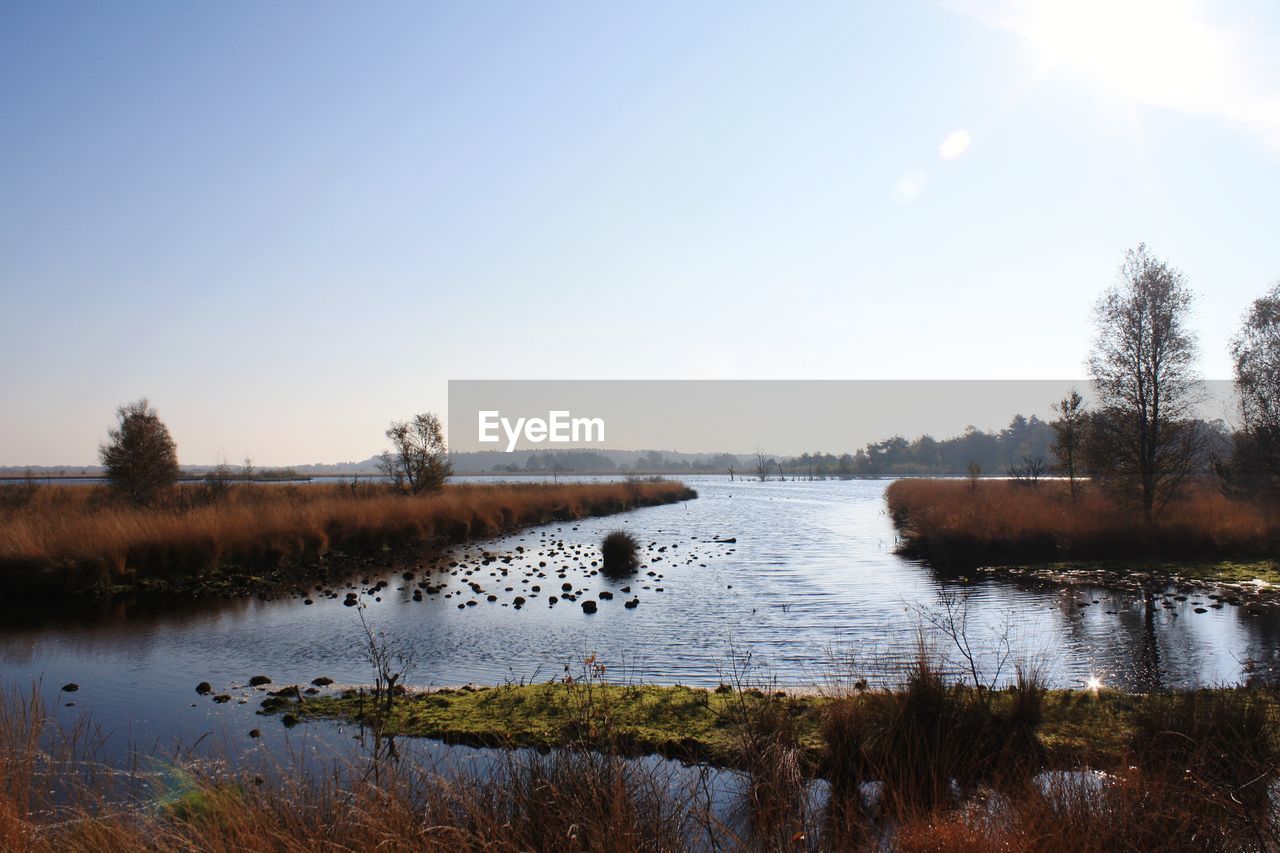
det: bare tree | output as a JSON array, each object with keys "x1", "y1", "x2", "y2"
[
  {"x1": 99, "y1": 398, "x2": 179, "y2": 506},
  {"x1": 1008, "y1": 455, "x2": 1046, "y2": 486},
  {"x1": 1049, "y1": 389, "x2": 1087, "y2": 499},
  {"x1": 755, "y1": 450, "x2": 771, "y2": 482},
  {"x1": 911, "y1": 591, "x2": 1014, "y2": 703},
  {"x1": 199, "y1": 455, "x2": 235, "y2": 504},
  {"x1": 379, "y1": 412, "x2": 452, "y2": 495},
  {"x1": 1226, "y1": 280, "x2": 1280, "y2": 504},
  {"x1": 1087, "y1": 244, "x2": 1203, "y2": 521},
  {"x1": 357, "y1": 606, "x2": 417, "y2": 716}
]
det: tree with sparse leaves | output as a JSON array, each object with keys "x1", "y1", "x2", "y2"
[
  {"x1": 1087, "y1": 244, "x2": 1204, "y2": 521},
  {"x1": 1050, "y1": 389, "x2": 1087, "y2": 499},
  {"x1": 379, "y1": 412, "x2": 451, "y2": 495},
  {"x1": 1223, "y1": 280, "x2": 1280, "y2": 504},
  {"x1": 99, "y1": 398, "x2": 180, "y2": 505}
]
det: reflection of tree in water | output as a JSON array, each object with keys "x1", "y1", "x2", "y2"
[
  {"x1": 0, "y1": 592, "x2": 261, "y2": 664},
  {"x1": 1233, "y1": 605, "x2": 1280, "y2": 684},
  {"x1": 926, "y1": 565, "x2": 1280, "y2": 692},
  {"x1": 1137, "y1": 590, "x2": 1163, "y2": 692},
  {"x1": 926, "y1": 569, "x2": 1155, "y2": 689}
]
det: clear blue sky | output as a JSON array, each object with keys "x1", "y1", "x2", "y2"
[{"x1": 3, "y1": 0, "x2": 1278, "y2": 465}]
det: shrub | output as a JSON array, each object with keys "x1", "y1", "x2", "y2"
[
  {"x1": 601, "y1": 530, "x2": 640, "y2": 576},
  {"x1": 98, "y1": 399, "x2": 179, "y2": 506}
]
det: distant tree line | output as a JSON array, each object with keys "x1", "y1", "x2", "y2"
[
  {"x1": 760, "y1": 415, "x2": 1056, "y2": 480},
  {"x1": 493, "y1": 450, "x2": 742, "y2": 474}
]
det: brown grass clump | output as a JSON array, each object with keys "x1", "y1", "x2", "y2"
[
  {"x1": 892, "y1": 765, "x2": 1277, "y2": 852},
  {"x1": 0, "y1": 479, "x2": 695, "y2": 595},
  {"x1": 886, "y1": 479, "x2": 1279, "y2": 566},
  {"x1": 820, "y1": 653, "x2": 1048, "y2": 819}
]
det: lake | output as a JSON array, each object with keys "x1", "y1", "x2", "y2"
[{"x1": 3, "y1": 476, "x2": 1278, "y2": 769}]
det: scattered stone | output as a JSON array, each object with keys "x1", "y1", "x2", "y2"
[
  {"x1": 196, "y1": 682, "x2": 213, "y2": 695},
  {"x1": 249, "y1": 675, "x2": 272, "y2": 687},
  {"x1": 581, "y1": 600, "x2": 598, "y2": 614},
  {"x1": 61, "y1": 683, "x2": 79, "y2": 693}
]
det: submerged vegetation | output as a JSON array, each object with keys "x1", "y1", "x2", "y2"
[{"x1": 0, "y1": 479, "x2": 695, "y2": 597}]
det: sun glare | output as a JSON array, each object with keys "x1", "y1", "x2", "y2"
[
  {"x1": 1013, "y1": 0, "x2": 1223, "y2": 106},
  {"x1": 939, "y1": 129, "x2": 972, "y2": 159}
]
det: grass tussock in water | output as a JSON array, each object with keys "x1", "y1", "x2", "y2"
[
  {"x1": 886, "y1": 479, "x2": 1280, "y2": 568},
  {"x1": 600, "y1": 530, "x2": 640, "y2": 576},
  {"x1": 0, "y1": 479, "x2": 695, "y2": 595}
]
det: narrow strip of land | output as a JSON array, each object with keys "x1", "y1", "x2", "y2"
[
  {"x1": 257, "y1": 679, "x2": 1256, "y2": 774},
  {"x1": 0, "y1": 480, "x2": 695, "y2": 597}
]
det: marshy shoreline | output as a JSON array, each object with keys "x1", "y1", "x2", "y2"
[
  {"x1": 9, "y1": 659, "x2": 1280, "y2": 851},
  {"x1": 0, "y1": 479, "x2": 697, "y2": 601},
  {"x1": 250, "y1": 676, "x2": 1258, "y2": 776},
  {"x1": 887, "y1": 479, "x2": 1280, "y2": 581}
]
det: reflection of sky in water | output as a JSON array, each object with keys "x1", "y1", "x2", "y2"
[{"x1": 2, "y1": 477, "x2": 1277, "y2": 766}]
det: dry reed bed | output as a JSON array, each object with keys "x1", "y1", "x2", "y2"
[
  {"x1": 0, "y1": 480, "x2": 695, "y2": 594},
  {"x1": 886, "y1": 479, "x2": 1280, "y2": 566}
]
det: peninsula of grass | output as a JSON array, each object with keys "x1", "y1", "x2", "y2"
[
  {"x1": 887, "y1": 479, "x2": 1279, "y2": 582},
  {"x1": 259, "y1": 678, "x2": 1268, "y2": 776},
  {"x1": 0, "y1": 479, "x2": 696, "y2": 598}
]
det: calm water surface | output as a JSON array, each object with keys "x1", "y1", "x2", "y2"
[{"x1": 3, "y1": 477, "x2": 1278, "y2": 767}]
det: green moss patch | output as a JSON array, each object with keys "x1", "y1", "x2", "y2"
[{"x1": 261, "y1": 681, "x2": 1279, "y2": 774}]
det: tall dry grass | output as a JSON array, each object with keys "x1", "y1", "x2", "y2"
[
  {"x1": 886, "y1": 479, "x2": 1279, "y2": 566},
  {"x1": 0, "y1": 480, "x2": 695, "y2": 595}
]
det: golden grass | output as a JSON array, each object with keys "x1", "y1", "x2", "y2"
[
  {"x1": 0, "y1": 480, "x2": 695, "y2": 594},
  {"x1": 886, "y1": 479, "x2": 1279, "y2": 566}
]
